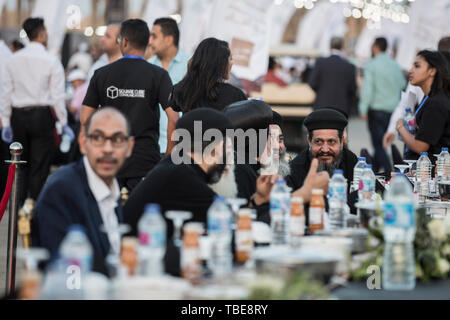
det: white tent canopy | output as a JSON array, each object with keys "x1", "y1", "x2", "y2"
[{"x1": 296, "y1": 1, "x2": 348, "y2": 56}]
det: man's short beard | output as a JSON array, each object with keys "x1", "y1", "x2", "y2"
[{"x1": 309, "y1": 148, "x2": 344, "y2": 176}]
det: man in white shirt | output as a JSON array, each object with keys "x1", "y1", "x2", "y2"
[
  {"x1": 32, "y1": 107, "x2": 134, "y2": 274},
  {"x1": 0, "y1": 39, "x2": 12, "y2": 192},
  {"x1": 0, "y1": 17, "x2": 73, "y2": 201},
  {"x1": 86, "y1": 24, "x2": 122, "y2": 82}
]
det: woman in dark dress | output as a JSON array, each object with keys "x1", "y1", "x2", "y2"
[
  {"x1": 397, "y1": 50, "x2": 450, "y2": 162},
  {"x1": 169, "y1": 37, "x2": 247, "y2": 113}
]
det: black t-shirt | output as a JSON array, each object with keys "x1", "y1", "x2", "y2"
[
  {"x1": 169, "y1": 82, "x2": 247, "y2": 112},
  {"x1": 406, "y1": 93, "x2": 450, "y2": 161},
  {"x1": 83, "y1": 57, "x2": 173, "y2": 178}
]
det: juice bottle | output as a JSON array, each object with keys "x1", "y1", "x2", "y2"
[
  {"x1": 181, "y1": 222, "x2": 203, "y2": 285},
  {"x1": 309, "y1": 189, "x2": 325, "y2": 234},
  {"x1": 120, "y1": 237, "x2": 139, "y2": 276},
  {"x1": 235, "y1": 208, "x2": 253, "y2": 263},
  {"x1": 290, "y1": 197, "x2": 305, "y2": 247}
]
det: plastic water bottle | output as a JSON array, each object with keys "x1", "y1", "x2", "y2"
[
  {"x1": 383, "y1": 174, "x2": 416, "y2": 290},
  {"x1": 403, "y1": 107, "x2": 416, "y2": 134},
  {"x1": 270, "y1": 179, "x2": 291, "y2": 245},
  {"x1": 351, "y1": 157, "x2": 366, "y2": 193},
  {"x1": 359, "y1": 164, "x2": 376, "y2": 202},
  {"x1": 328, "y1": 169, "x2": 347, "y2": 229},
  {"x1": 138, "y1": 203, "x2": 166, "y2": 276},
  {"x1": 59, "y1": 225, "x2": 93, "y2": 274},
  {"x1": 207, "y1": 196, "x2": 233, "y2": 277},
  {"x1": 437, "y1": 147, "x2": 450, "y2": 180},
  {"x1": 416, "y1": 152, "x2": 431, "y2": 200},
  {"x1": 60, "y1": 133, "x2": 72, "y2": 153}
]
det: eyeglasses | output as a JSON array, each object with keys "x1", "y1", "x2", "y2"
[{"x1": 87, "y1": 132, "x2": 129, "y2": 148}]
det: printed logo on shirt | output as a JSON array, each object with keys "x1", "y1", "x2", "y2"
[{"x1": 106, "y1": 86, "x2": 145, "y2": 99}]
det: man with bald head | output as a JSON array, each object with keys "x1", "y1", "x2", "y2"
[{"x1": 32, "y1": 107, "x2": 134, "y2": 274}]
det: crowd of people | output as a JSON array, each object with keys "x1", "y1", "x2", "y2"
[{"x1": 0, "y1": 16, "x2": 449, "y2": 280}]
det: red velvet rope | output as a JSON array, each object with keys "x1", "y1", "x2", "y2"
[{"x1": 0, "y1": 164, "x2": 16, "y2": 222}]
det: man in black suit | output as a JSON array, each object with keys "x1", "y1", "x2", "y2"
[
  {"x1": 308, "y1": 37, "x2": 357, "y2": 116},
  {"x1": 32, "y1": 107, "x2": 134, "y2": 275}
]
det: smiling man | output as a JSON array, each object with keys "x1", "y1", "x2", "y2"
[
  {"x1": 286, "y1": 108, "x2": 358, "y2": 198},
  {"x1": 32, "y1": 107, "x2": 134, "y2": 274}
]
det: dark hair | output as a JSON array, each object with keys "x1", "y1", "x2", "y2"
[
  {"x1": 438, "y1": 36, "x2": 450, "y2": 52},
  {"x1": 268, "y1": 56, "x2": 276, "y2": 70},
  {"x1": 153, "y1": 17, "x2": 179, "y2": 47},
  {"x1": 330, "y1": 37, "x2": 343, "y2": 50},
  {"x1": 374, "y1": 37, "x2": 387, "y2": 52},
  {"x1": 120, "y1": 19, "x2": 150, "y2": 50},
  {"x1": 10, "y1": 39, "x2": 24, "y2": 51},
  {"x1": 85, "y1": 107, "x2": 131, "y2": 136},
  {"x1": 171, "y1": 38, "x2": 231, "y2": 112},
  {"x1": 308, "y1": 130, "x2": 344, "y2": 141},
  {"x1": 22, "y1": 17, "x2": 45, "y2": 41},
  {"x1": 417, "y1": 50, "x2": 450, "y2": 97}
]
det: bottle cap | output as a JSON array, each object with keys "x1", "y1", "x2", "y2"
[
  {"x1": 276, "y1": 178, "x2": 286, "y2": 184},
  {"x1": 420, "y1": 152, "x2": 428, "y2": 155},
  {"x1": 68, "y1": 224, "x2": 86, "y2": 234},
  {"x1": 442, "y1": 147, "x2": 448, "y2": 152},
  {"x1": 358, "y1": 157, "x2": 366, "y2": 161},
  {"x1": 184, "y1": 222, "x2": 204, "y2": 234},
  {"x1": 291, "y1": 196, "x2": 303, "y2": 204},
  {"x1": 144, "y1": 203, "x2": 161, "y2": 213},
  {"x1": 214, "y1": 195, "x2": 225, "y2": 202},
  {"x1": 312, "y1": 189, "x2": 324, "y2": 195},
  {"x1": 237, "y1": 208, "x2": 254, "y2": 217},
  {"x1": 364, "y1": 164, "x2": 372, "y2": 169},
  {"x1": 405, "y1": 107, "x2": 411, "y2": 112},
  {"x1": 333, "y1": 169, "x2": 343, "y2": 175}
]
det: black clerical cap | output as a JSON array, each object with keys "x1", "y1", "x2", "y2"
[
  {"x1": 223, "y1": 99, "x2": 273, "y2": 131},
  {"x1": 270, "y1": 110, "x2": 283, "y2": 127},
  {"x1": 304, "y1": 108, "x2": 348, "y2": 131},
  {"x1": 175, "y1": 108, "x2": 234, "y2": 142}
]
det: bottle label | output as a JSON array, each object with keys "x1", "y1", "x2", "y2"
[
  {"x1": 236, "y1": 230, "x2": 253, "y2": 253},
  {"x1": 362, "y1": 179, "x2": 374, "y2": 192},
  {"x1": 384, "y1": 203, "x2": 415, "y2": 228},
  {"x1": 309, "y1": 207, "x2": 323, "y2": 225},
  {"x1": 208, "y1": 217, "x2": 221, "y2": 234},
  {"x1": 181, "y1": 247, "x2": 201, "y2": 279},
  {"x1": 145, "y1": 230, "x2": 165, "y2": 247},
  {"x1": 290, "y1": 216, "x2": 305, "y2": 236},
  {"x1": 330, "y1": 185, "x2": 347, "y2": 201},
  {"x1": 139, "y1": 231, "x2": 149, "y2": 245}
]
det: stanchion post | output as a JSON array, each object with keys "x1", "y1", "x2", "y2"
[{"x1": 5, "y1": 142, "x2": 26, "y2": 296}]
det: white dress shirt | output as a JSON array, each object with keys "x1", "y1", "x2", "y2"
[
  {"x1": 386, "y1": 83, "x2": 425, "y2": 135},
  {"x1": 86, "y1": 53, "x2": 109, "y2": 82},
  {"x1": 0, "y1": 42, "x2": 67, "y2": 127},
  {"x1": 83, "y1": 156, "x2": 121, "y2": 254},
  {"x1": 0, "y1": 41, "x2": 12, "y2": 115}
]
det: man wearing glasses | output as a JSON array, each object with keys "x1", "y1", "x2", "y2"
[{"x1": 32, "y1": 107, "x2": 134, "y2": 275}]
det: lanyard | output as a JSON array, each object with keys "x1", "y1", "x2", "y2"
[
  {"x1": 122, "y1": 54, "x2": 145, "y2": 60},
  {"x1": 414, "y1": 96, "x2": 429, "y2": 117}
]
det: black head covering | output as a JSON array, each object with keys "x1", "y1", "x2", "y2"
[
  {"x1": 304, "y1": 108, "x2": 348, "y2": 131},
  {"x1": 176, "y1": 108, "x2": 234, "y2": 142},
  {"x1": 270, "y1": 110, "x2": 283, "y2": 127},
  {"x1": 223, "y1": 99, "x2": 273, "y2": 131}
]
